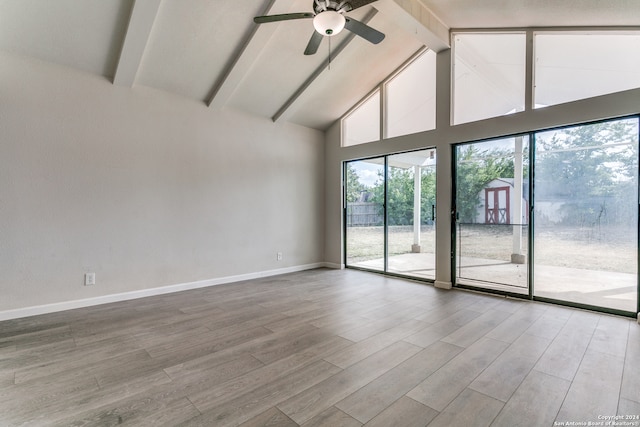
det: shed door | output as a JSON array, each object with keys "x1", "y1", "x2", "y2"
[{"x1": 485, "y1": 186, "x2": 510, "y2": 224}]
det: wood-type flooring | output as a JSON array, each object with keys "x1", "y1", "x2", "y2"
[{"x1": 0, "y1": 268, "x2": 638, "y2": 426}]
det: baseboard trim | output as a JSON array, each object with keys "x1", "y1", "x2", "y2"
[
  {"x1": 322, "y1": 262, "x2": 344, "y2": 269},
  {"x1": 434, "y1": 280, "x2": 452, "y2": 290},
  {"x1": 0, "y1": 263, "x2": 325, "y2": 321}
]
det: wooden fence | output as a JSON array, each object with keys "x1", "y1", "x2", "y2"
[{"x1": 346, "y1": 202, "x2": 383, "y2": 226}]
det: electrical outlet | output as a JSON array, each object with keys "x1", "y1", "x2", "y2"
[
  {"x1": 277, "y1": 252, "x2": 283, "y2": 261},
  {"x1": 85, "y1": 272, "x2": 96, "y2": 286}
]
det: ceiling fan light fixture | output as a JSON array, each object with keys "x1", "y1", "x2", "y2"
[{"x1": 313, "y1": 11, "x2": 345, "y2": 36}]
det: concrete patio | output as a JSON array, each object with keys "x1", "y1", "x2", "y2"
[{"x1": 352, "y1": 252, "x2": 637, "y2": 313}]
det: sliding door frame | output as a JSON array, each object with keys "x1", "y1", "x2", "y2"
[
  {"x1": 451, "y1": 114, "x2": 640, "y2": 318},
  {"x1": 451, "y1": 133, "x2": 531, "y2": 298},
  {"x1": 343, "y1": 148, "x2": 437, "y2": 283}
]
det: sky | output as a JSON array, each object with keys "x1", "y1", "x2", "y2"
[{"x1": 352, "y1": 161, "x2": 383, "y2": 188}]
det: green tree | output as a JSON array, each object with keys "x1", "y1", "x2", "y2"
[
  {"x1": 387, "y1": 168, "x2": 415, "y2": 225},
  {"x1": 369, "y1": 166, "x2": 438, "y2": 226},
  {"x1": 345, "y1": 163, "x2": 367, "y2": 203},
  {"x1": 456, "y1": 145, "x2": 518, "y2": 223},
  {"x1": 536, "y1": 119, "x2": 638, "y2": 228}
]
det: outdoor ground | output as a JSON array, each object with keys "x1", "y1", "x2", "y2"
[
  {"x1": 347, "y1": 225, "x2": 635, "y2": 273},
  {"x1": 346, "y1": 225, "x2": 637, "y2": 312}
]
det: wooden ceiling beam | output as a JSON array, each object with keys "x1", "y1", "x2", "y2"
[
  {"x1": 373, "y1": 0, "x2": 449, "y2": 52},
  {"x1": 113, "y1": 0, "x2": 161, "y2": 87},
  {"x1": 207, "y1": 0, "x2": 298, "y2": 109}
]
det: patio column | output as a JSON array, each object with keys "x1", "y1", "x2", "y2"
[
  {"x1": 511, "y1": 136, "x2": 525, "y2": 264},
  {"x1": 412, "y1": 165, "x2": 422, "y2": 253}
]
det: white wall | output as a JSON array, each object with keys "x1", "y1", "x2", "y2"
[{"x1": 0, "y1": 52, "x2": 325, "y2": 313}]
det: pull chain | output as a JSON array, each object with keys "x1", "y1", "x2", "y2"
[{"x1": 328, "y1": 36, "x2": 332, "y2": 71}]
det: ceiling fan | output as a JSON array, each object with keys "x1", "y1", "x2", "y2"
[{"x1": 254, "y1": 0, "x2": 385, "y2": 55}]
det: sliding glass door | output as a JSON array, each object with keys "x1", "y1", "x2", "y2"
[
  {"x1": 387, "y1": 151, "x2": 437, "y2": 279},
  {"x1": 453, "y1": 117, "x2": 639, "y2": 315},
  {"x1": 345, "y1": 158, "x2": 385, "y2": 271},
  {"x1": 533, "y1": 119, "x2": 638, "y2": 312},
  {"x1": 345, "y1": 149, "x2": 437, "y2": 280},
  {"x1": 454, "y1": 136, "x2": 530, "y2": 294}
]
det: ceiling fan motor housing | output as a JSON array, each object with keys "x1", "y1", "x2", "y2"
[{"x1": 313, "y1": 0, "x2": 353, "y2": 14}]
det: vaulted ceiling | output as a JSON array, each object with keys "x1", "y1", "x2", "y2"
[{"x1": 1, "y1": 0, "x2": 638, "y2": 131}]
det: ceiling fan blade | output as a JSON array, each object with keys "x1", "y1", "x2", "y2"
[
  {"x1": 346, "y1": 0, "x2": 379, "y2": 11},
  {"x1": 344, "y1": 17, "x2": 385, "y2": 44},
  {"x1": 254, "y1": 12, "x2": 314, "y2": 24},
  {"x1": 304, "y1": 31, "x2": 324, "y2": 55}
]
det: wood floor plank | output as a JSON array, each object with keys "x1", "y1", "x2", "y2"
[
  {"x1": 180, "y1": 360, "x2": 341, "y2": 427},
  {"x1": 185, "y1": 337, "x2": 351, "y2": 414},
  {"x1": 0, "y1": 318, "x2": 65, "y2": 340},
  {"x1": 469, "y1": 333, "x2": 551, "y2": 402},
  {"x1": 251, "y1": 327, "x2": 336, "y2": 365},
  {"x1": 0, "y1": 372, "x2": 102, "y2": 424},
  {"x1": 310, "y1": 314, "x2": 371, "y2": 334},
  {"x1": 3, "y1": 325, "x2": 73, "y2": 351},
  {"x1": 9, "y1": 334, "x2": 140, "y2": 382},
  {"x1": 145, "y1": 325, "x2": 273, "y2": 362},
  {"x1": 618, "y1": 398, "x2": 640, "y2": 418},
  {"x1": 0, "y1": 269, "x2": 634, "y2": 427},
  {"x1": 14, "y1": 347, "x2": 152, "y2": 385},
  {"x1": 490, "y1": 370, "x2": 571, "y2": 427},
  {"x1": 92, "y1": 350, "x2": 170, "y2": 388},
  {"x1": 489, "y1": 297, "x2": 532, "y2": 314},
  {"x1": 533, "y1": 311, "x2": 598, "y2": 381},
  {"x1": 164, "y1": 334, "x2": 351, "y2": 386},
  {"x1": 363, "y1": 396, "x2": 438, "y2": 427},
  {"x1": 238, "y1": 407, "x2": 298, "y2": 427},
  {"x1": 402, "y1": 308, "x2": 482, "y2": 348},
  {"x1": 523, "y1": 312, "x2": 568, "y2": 340},
  {"x1": 324, "y1": 319, "x2": 430, "y2": 369},
  {"x1": 620, "y1": 324, "x2": 640, "y2": 406},
  {"x1": 426, "y1": 388, "x2": 503, "y2": 427},
  {"x1": 163, "y1": 350, "x2": 263, "y2": 382},
  {"x1": 441, "y1": 309, "x2": 513, "y2": 348},
  {"x1": 555, "y1": 347, "x2": 625, "y2": 423},
  {"x1": 53, "y1": 395, "x2": 201, "y2": 427},
  {"x1": 336, "y1": 315, "x2": 413, "y2": 342},
  {"x1": 412, "y1": 297, "x2": 477, "y2": 324},
  {"x1": 50, "y1": 355, "x2": 262, "y2": 427},
  {"x1": 406, "y1": 337, "x2": 509, "y2": 411},
  {"x1": 0, "y1": 337, "x2": 78, "y2": 372},
  {"x1": 0, "y1": 371, "x2": 13, "y2": 387},
  {"x1": 587, "y1": 314, "x2": 630, "y2": 358},
  {"x1": 484, "y1": 304, "x2": 546, "y2": 343},
  {"x1": 301, "y1": 406, "x2": 362, "y2": 427},
  {"x1": 278, "y1": 341, "x2": 422, "y2": 425},
  {"x1": 164, "y1": 353, "x2": 265, "y2": 391},
  {"x1": 335, "y1": 340, "x2": 463, "y2": 423},
  {"x1": 264, "y1": 309, "x2": 331, "y2": 333}
]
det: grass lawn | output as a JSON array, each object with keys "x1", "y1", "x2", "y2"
[{"x1": 346, "y1": 224, "x2": 636, "y2": 274}]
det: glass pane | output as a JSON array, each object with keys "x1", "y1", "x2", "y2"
[
  {"x1": 455, "y1": 136, "x2": 530, "y2": 294},
  {"x1": 387, "y1": 149, "x2": 437, "y2": 279},
  {"x1": 534, "y1": 118, "x2": 638, "y2": 312},
  {"x1": 535, "y1": 33, "x2": 640, "y2": 108},
  {"x1": 386, "y1": 51, "x2": 437, "y2": 138},
  {"x1": 345, "y1": 158, "x2": 385, "y2": 270},
  {"x1": 453, "y1": 33, "x2": 526, "y2": 125},
  {"x1": 342, "y1": 91, "x2": 380, "y2": 147}
]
